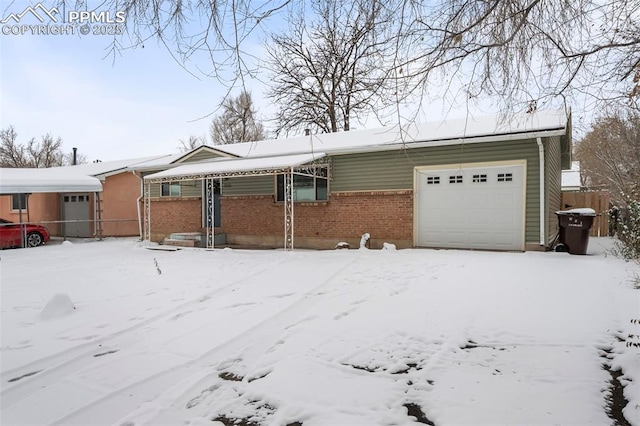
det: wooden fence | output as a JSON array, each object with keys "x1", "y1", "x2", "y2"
[{"x1": 560, "y1": 190, "x2": 611, "y2": 236}]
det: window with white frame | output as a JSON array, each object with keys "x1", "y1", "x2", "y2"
[
  {"x1": 276, "y1": 167, "x2": 329, "y2": 202},
  {"x1": 161, "y1": 182, "x2": 181, "y2": 197}
]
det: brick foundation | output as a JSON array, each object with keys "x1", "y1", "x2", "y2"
[
  {"x1": 149, "y1": 198, "x2": 202, "y2": 242},
  {"x1": 221, "y1": 190, "x2": 413, "y2": 249}
]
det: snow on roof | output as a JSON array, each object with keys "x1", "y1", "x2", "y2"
[
  {"x1": 145, "y1": 153, "x2": 327, "y2": 181},
  {"x1": 561, "y1": 170, "x2": 581, "y2": 189},
  {"x1": 212, "y1": 110, "x2": 568, "y2": 158},
  {"x1": 52, "y1": 154, "x2": 179, "y2": 178},
  {"x1": 561, "y1": 161, "x2": 581, "y2": 189},
  {"x1": 0, "y1": 167, "x2": 103, "y2": 194},
  {"x1": 126, "y1": 153, "x2": 185, "y2": 170}
]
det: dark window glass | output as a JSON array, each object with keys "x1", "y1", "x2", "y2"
[
  {"x1": 276, "y1": 167, "x2": 329, "y2": 202},
  {"x1": 497, "y1": 173, "x2": 513, "y2": 182},
  {"x1": 161, "y1": 182, "x2": 180, "y2": 197},
  {"x1": 11, "y1": 193, "x2": 27, "y2": 210}
]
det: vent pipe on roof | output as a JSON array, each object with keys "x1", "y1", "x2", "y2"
[
  {"x1": 304, "y1": 128, "x2": 310, "y2": 136},
  {"x1": 72, "y1": 147, "x2": 77, "y2": 165}
]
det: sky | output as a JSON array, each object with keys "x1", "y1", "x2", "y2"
[
  {"x1": 0, "y1": 1, "x2": 599, "y2": 163},
  {"x1": 0, "y1": 0, "x2": 276, "y2": 162}
]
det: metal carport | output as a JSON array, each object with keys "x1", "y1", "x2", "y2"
[{"x1": 0, "y1": 167, "x2": 103, "y2": 247}]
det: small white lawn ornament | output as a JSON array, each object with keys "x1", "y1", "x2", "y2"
[{"x1": 360, "y1": 233, "x2": 370, "y2": 249}]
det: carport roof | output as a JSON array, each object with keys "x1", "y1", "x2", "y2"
[
  {"x1": 0, "y1": 167, "x2": 103, "y2": 194},
  {"x1": 144, "y1": 152, "x2": 327, "y2": 182}
]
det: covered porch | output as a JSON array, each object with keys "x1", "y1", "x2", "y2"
[{"x1": 143, "y1": 153, "x2": 328, "y2": 250}]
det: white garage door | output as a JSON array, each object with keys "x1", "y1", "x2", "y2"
[{"x1": 415, "y1": 162, "x2": 526, "y2": 251}]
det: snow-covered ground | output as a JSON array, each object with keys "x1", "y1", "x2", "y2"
[{"x1": 1, "y1": 238, "x2": 638, "y2": 426}]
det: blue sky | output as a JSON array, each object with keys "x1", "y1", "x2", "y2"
[
  {"x1": 0, "y1": 1, "x2": 274, "y2": 162},
  {"x1": 1, "y1": 1, "x2": 599, "y2": 163}
]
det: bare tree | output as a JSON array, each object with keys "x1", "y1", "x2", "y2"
[
  {"x1": 266, "y1": 0, "x2": 393, "y2": 135},
  {"x1": 575, "y1": 110, "x2": 640, "y2": 205},
  {"x1": 178, "y1": 134, "x2": 207, "y2": 152},
  {"x1": 0, "y1": 126, "x2": 26, "y2": 167},
  {"x1": 96, "y1": 0, "x2": 639, "y2": 114},
  {"x1": 210, "y1": 91, "x2": 265, "y2": 144},
  {"x1": 94, "y1": 0, "x2": 291, "y2": 86},
  {"x1": 391, "y1": 0, "x2": 640, "y2": 113},
  {"x1": 0, "y1": 126, "x2": 67, "y2": 168},
  {"x1": 62, "y1": 151, "x2": 88, "y2": 166}
]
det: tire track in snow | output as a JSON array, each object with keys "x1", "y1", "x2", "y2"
[
  {"x1": 0, "y1": 255, "x2": 289, "y2": 410},
  {"x1": 2, "y1": 253, "x2": 358, "y2": 426}
]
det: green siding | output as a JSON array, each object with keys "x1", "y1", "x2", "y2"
[
  {"x1": 222, "y1": 175, "x2": 274, "y2": 196},
  {"x1": 148, "y1": 180, "x2": 202, "y2": 198},
  {"x1": 181, "y1": 149, "x2": 227, "y2": 163},
  {"x1": 546, "y1": 136, "x2": 562, "y2": 245},
  {"x1": 331, "y1": 139, "x2": 543, "y2": 244}
]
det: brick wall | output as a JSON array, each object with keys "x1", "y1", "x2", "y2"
[
  {"x1": 150, "y1": 198, "x2": 202, "y2": 241},
  {"x1": 221, "y1": 190, "x2": 413, "y2": 248}
]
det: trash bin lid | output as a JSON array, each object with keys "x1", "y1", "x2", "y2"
[{"x1": 555, "y1": 207, "x2": 596, "y2": 216}]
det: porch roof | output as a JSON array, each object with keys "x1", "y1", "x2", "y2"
[
  {"x1": 0, "y1": 167, "x2": 103, "y2": 194},
  {"x1": 144, "y1": 152, "x2": 327, "y2": 183}
]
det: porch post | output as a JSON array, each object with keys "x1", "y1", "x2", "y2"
[
  {"x1": 18, "y1": 193, "x2": 25, "y2": 248},
  {"x1": 284, "y1": 167, "x2": 294, "y2": 250},
  {"x1": 205, "y1": 177, "x2": 215, "y2": 249},
  {"x1": 94, "y1": 191, "x2": 103, "y2": 240},
  {"x1": 144, "y1": 182, "x2": 151, "y2": 244}
]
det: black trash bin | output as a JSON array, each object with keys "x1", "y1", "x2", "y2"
[{"x1": 555, "y1": 208, "x2": 596, "y2": 255}]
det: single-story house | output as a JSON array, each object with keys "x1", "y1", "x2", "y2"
[
  {"x1": 0, "y1": 154, "x2": 180, "y2": 238},
  {"x1": 144, "y1": 110, "x2": 572, "y2": 251}
]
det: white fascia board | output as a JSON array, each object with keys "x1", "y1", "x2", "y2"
[{"x1": 326, "y1": 129, "x2": 566, "y2": 156}]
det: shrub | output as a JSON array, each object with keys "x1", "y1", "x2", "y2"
[{"x1": 613, "y1": 196, "x2": 640, "y2": 260}]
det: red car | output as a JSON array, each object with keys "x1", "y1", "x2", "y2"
[{"x1": 0, "y1": 218, "x2": 50, "y2": 249}]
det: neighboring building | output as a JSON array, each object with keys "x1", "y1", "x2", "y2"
[
  {"x1": 561, "y1": 161, "x2": 582, "y2": 192},
  {"x1": 144, "y1": 110, "x2": 572, "y2": 251},
  {"x1": 0, "y1": 155, "x2": 180, "y2": 238}
]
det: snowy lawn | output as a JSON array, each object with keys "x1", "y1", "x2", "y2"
[{"x1": 1, "y1": 238, "x2": 639, "y2": 426}]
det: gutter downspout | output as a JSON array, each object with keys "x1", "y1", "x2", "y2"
[
  {"x1": 536, "y1": 137, "x2": 545, "y2": 247},
  {"x1": 133, "y1": 171, "x2": 143, "y2": 240}
]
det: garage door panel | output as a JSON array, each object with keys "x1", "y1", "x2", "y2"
[{"x1": 416, "y1": 163, "x2": 525, "y2": 251}]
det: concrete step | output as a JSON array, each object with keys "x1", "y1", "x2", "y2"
[{"x1": 162, "y1": 233, "x2": 226, "y2": 248}]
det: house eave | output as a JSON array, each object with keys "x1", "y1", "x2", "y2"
[{"x1": 327, "y1": 128, "x2": 567, "y2": 156}]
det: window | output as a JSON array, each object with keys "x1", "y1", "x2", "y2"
[
  {"x1": 472, "y1": 174, "x2": 487, "y2": 183},
  {"x1": 449, "y1": 175, "x2": 463, "y2": 184},
  {"x1": 161, "y1": 182, "x2": 181, "y2": 197},
  {"x1": 11, "y1": 194, "x2": 27, "y2": 210},
  {"x1": 497, "y1": 173, "x2": 513, "y2": 182},
  {"x1": 276, "y1": 167, "x2": 329, "y2": 202},
  {"x1": 426, "y1": 176, "x2": 440, "y2": 184}
]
